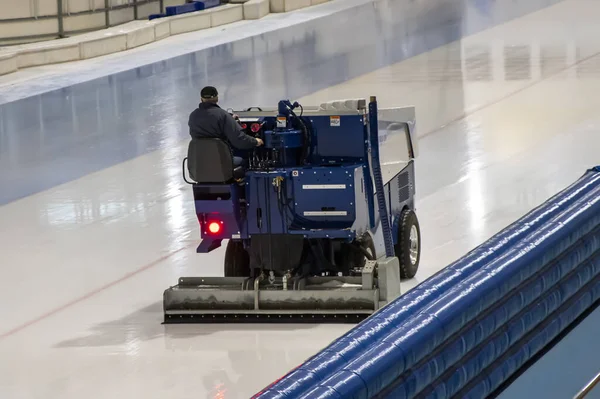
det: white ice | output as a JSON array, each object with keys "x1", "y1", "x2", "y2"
[{"x1": 1, "y1": 0, "x2": 600, "y2": 398}]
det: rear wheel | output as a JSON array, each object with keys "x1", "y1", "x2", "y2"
[
  {"x1": 224, "y1": 240, "x2": 250, "y2": 277},
  {"x1": 395, "y1": 208, "x2": 421, "y2": 279}
]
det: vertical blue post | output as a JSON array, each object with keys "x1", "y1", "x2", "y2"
[{"x1": 368, "y1": 96, "x2": 395, "y2": 258}]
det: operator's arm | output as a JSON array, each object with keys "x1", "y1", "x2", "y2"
[
  {"x1": 221, "y1": 112, "x2": 260, "y2": 150},
  {"x1": 188, "y1": 111, "x2": 197, "y2": 138}
]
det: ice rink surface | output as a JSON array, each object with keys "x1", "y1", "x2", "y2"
[{"x1": 1, "y1": 0, "x2": 600, "y2": 397}]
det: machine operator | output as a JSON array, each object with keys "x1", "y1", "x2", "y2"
[{"x1": 188, "y1": 86, "x2": 263, "y2": 168}]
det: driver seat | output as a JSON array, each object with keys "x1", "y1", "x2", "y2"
[{"x1": 186, "y1": 138, "x2": 245, "y2": 184}]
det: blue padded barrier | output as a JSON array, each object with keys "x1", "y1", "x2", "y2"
[
  {"x1": 389, "y1": 242, "x2": 600, "y2": 398},
  {"x1": 197, "y1": 0, "x2": 220, "y2": 10},
  {"x1": 254, "y1": 167, "x2": 600, "y2": 398},
  {"x1": 458, "y1": 277, "x2": 600, "y2": 398},
  {"x1": 166, "y1": 2, "x2": 200, "y2": 16},
  {"x1": 151, "y1": 0, "x2": 220, "y2": 20},
  {"x1": 300, "y1": 184, "x2": 600, "y2": 398}
]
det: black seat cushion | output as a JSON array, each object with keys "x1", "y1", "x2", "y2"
[{"x1": 187, "y1": 138, "x2": 236, "y2": 183}]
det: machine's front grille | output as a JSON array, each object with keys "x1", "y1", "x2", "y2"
[
  {"x1": 397, "y1": 171, "x2": 409, "y2": 188},
  {"x1": 398, "y1": 171, "x2": 410, "y2": 202}
]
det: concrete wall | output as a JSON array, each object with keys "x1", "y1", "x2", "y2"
[{"x1": 0, "y1": 0, "x2": 176, "y2": 45}]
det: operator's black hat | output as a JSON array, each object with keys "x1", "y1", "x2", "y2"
[{"x1": 201, "y1": 86, "x2": 218, "y2": 99}]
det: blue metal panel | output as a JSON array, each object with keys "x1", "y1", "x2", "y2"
[
  {"x1": 194, "y1": 199, "x2": 234, "y2": 214},
  {"x1": 291, "y1": 166, "x2": 356, "y2": 229},
  {"x1": 309, "y1": 115, "x2": 366, "y2": 165},
  {"x1": 244, "y1": 165, "x2": 362, "y2": 236},
  {"x1": 264, "y1": 129, "x2": 303, "y2": 149},
  {"x1": 245, "y1": 171, "x2": 289, "y2": 236},
  {"x1": 193, "y1": 183, "x2": 243, "y2": 241}
]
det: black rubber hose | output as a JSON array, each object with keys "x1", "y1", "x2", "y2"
[
  {"x1": 287, "y1": 104, "x2": 310, "y2": 164},
  {"x1": 359, "y1": 245, "x2": 375, "y2": 261},
  {"x1": 369, "y1": 98, "x2": 395, "y2": 258}
]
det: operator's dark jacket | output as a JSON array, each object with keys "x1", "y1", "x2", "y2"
[{"x1": 189, "y1": 102, "x2": 258, "y2": 150}]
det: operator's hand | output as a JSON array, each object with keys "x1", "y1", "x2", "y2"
[{"x1": 255, "y1": 138, "x2": 264, "y2": 146}]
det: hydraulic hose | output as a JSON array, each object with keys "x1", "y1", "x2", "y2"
[{"x1": 369, "y1": 96, "x2": 395, "y2": 258}]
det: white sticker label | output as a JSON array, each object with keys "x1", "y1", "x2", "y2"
[
  {"x1": 304, "y1": 211, "x2": 348, "y2": 216},
  {"x1": 302, "y1": 184, "x2": 346, "y2": 190},
  {"x1": 277, "y1": 117, "x2": 287, "y2": 128},
  {"x1": 330, "y1": 116, "x2": 340, "y2": 127}
]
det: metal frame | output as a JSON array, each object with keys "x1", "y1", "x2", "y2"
[
  {"x1": 235, "y1": 108, "x2": 366, "y2": 118},
  {"x1": 163, "y1": 258, "x2": 402, "y2": 323},
  {"x1": 573, "y1": 371, "x2": 600, "y2": 399}
]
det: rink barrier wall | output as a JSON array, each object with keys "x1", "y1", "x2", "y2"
[
  {"x1": 0, "y1": 0, "x2": 315, "y2": 76},
  {"x1": 242, "y1": 0, "x2": 270, "y2": 20},
  {"x1": 0, "y1": 0, "x2": 170, "y2": 46},
  {"x1": 0, "y1": 51, "x2": 17, "y2": 75},
  {"x1": 255, "y1": 166, "x2": 600, "y2": 398}
]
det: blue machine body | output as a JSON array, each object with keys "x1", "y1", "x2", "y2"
[
  {"x1": 244, "y1": 164, "x2": 365, "y2": 238},
  {"x1": 192, "y1": 99, "x2": 416, "y2": 262},
  {"x1": 167, "y1": 98, "x2": 419, "y2": 324}
]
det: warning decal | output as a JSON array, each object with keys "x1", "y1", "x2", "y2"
[
  {"x1": 277, "y1": 117, "x2": 287, "y2": 128},
  {"x1": 330, "y1": 116, "x2": 340, "y2": 127}
]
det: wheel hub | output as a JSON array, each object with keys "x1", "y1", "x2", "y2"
[{"x1": 409, "y1": 225, "x2": 419, "y2": 265}]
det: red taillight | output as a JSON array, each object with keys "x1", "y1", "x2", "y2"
[
  {"x1": 241, "y1": 123, "x2": 247, "y2": 129},
  {"x1": 208, "y1": 221, "x2": 221, "y2": 234},
  {"x1": 251, "y1": 123, "x2": 261, "y2": 133}
]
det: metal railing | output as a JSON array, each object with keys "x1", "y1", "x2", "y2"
[
  {"x1": 574, "y1": 371, "x2": 600, "y2": 399},
  {"x1": 0, "y1": 0, "x2": 165, "y2": 45}
]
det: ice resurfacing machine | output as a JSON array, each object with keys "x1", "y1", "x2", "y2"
[{"x1": 163, "y1": 96, "x2": 421, "y2": 322}]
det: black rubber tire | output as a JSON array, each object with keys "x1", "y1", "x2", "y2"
[
  {"x1": 224, "y1": 240, "x2": 250, "y2": 277},
  {"x1": 394, "y1": 208, "x2": 421, "y2": 280}
]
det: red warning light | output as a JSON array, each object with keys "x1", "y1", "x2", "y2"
[
  {"x1": 241, "y1": 123, "x2": 247, "y2": 129},
  {"x1": 208, "y1": 221, "x2": 221, "y2": 234},
  {"x1": 251, "y1": 123, "x2": 262, "y2": 133}
]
